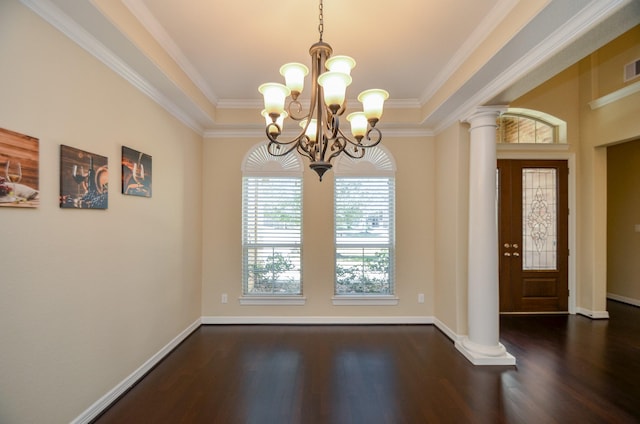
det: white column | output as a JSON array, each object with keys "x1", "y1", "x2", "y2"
[{"x1": 456, "y1": 106, "x2": 515, "y2": 366}]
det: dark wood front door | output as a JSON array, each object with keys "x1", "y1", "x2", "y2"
[{"x1": 497, "y1": 160, "x2": 569, "y2": 312}]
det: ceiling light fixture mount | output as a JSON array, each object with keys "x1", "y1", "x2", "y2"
[{"x1": 258, "y1": 0, "x2": 389, "y2": 181}]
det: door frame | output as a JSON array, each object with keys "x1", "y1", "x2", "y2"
[{"x1": 497, "y1": 147, "x2": 576, "y2": 314}]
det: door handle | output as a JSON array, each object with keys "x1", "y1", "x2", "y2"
[
  {"x1": 504, "y1": 252, "x2": 511, "y2": 256},
  {"x1": 513, "y1": 252, "x2": 520, "y2": 257}
]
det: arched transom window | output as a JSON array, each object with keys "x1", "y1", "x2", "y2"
[{"x1": 497, "y1": 108, "x2": 566, "y2": 144}]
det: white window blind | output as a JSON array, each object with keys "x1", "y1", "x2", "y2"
[
  {"x1": 242, "y1": 177, "x2": 302, "y2": 295},
  {"x1": 334, "y1": 177, "x2": 395, "y2": 295}
]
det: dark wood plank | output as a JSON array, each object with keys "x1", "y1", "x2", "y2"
[{"x1": 92, "y1": 301, "x2": 640, "y2": 423}]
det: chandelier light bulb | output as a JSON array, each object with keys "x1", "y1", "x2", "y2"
[
  {"x1": 317, "y1": 71, "x2": 352, "y2": 113},
  {"x1": 358, "y1": 89, "x2": 390, "y2": 125},
  {"x1": 280, "y1": 63, "x2": 309, "y2": 100},
  {"x1": 258, "y1": 83, "x2": 291, "y2": 118},
  {"x1": 325, "y1": 55, "x2": 356, "y2": 76},
  {"x1": 347, "y1": 112, "x2": 368, "y2": 140},
  {"x1": 300, "y1": 118, "x2": 318, "y2": 142}
]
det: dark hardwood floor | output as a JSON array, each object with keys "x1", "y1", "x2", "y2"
[{"x1": 93, "y1": 300, "x2": 640, "y2": 423}]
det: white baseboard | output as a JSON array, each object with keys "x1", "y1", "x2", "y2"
[
  {"x1": 433, "y1": 318, "x2": 463, "y2": 342},
  {"x1": 70, "y1": 318, "x2": 201, "y2": 424},
  {"x1": 576, "y1": 307, "x2": 610, "y2": 319},
  {"x1": 607, "y1": 292, "x2": 640, "y2": 307},
  {"x1": 201, "y1": 315, "x2": 434, "y2": 325},
  {"x1": 455, "y1": 339, "x2": 516, "y2": 366},
  {"x1": 71, "y1": 313, "x2": 520, "y2": 421}
]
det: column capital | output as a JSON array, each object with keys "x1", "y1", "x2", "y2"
[{"x1": 462, "y1": 105, "x2": 508, "y2": 130}]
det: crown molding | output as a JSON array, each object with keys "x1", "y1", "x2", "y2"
[
  {"x1": 121, "y1": 0, "x2": 219, "y2": 106},
  {"x1": 20, "y1": 0, "x2": 206, "y2": 135},
  {"x1": 430, "y1": 0, "x2": 632, "y2": 135},
  {"x1": 419, "y1": 0, "x2": 520, "y2": 104}
]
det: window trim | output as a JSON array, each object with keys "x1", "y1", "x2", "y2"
[
  {"x1": 331, "y1": 295, "x2": 399, "y2": 306},
  {"x1": 239, "y1": 296, "x2": 307, "y2": 306}
]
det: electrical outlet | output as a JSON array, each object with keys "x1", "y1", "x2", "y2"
[
  {"x1": 221, "y1": 293, "x2": 228, "y2": 304},
  {"x1": 418, "y1": 293, "x2": 425, "y2": 304}
]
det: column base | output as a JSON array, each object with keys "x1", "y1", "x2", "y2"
[{"x1": 455, "y1": 337, "x2": 516, "y2": 366}]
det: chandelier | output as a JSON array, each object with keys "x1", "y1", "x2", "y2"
[{"x1": 258, "y1": 0, "x2": 389, "y2": 181}]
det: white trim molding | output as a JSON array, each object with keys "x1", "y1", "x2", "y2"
[
  {"x1": 201, "y1": 315, "x2": 432, "y2": 325},
  {"x1": 332, "y1": 296, "x2": 399, "y2": 306},
  {"x1": 589, "y1": 80, "x2": 640, "y2": 109},
  {"x1": 238, "y1": 296, "x2": 307, "y2": 306},
  {"x1": 607, "y1": 293, "x2": 640, "y2": 308},
  {"x1": 576, "y1": 307, "x2": 610, "y2": 319},
  {"x1": 455, "y1": 339, "x2": 517, "y2": 366},
  {"x1": 433, "y1": 318, "x2": 463, "y2": 342},
  {"x1": 70, "y1": 318, "x2": 201, "y2": 424}
]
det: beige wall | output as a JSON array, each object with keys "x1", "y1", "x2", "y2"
[
  {"x1": 434, "y1": 122, "x2": 469, "y2": 335},
  {"x1": 576, "y1": 25, "x2": 640, "y2": 313},
  {"x1": 0, "y1": 2, "x2": 202, "y2": 423},
  {"x1": 201, "y1": 136, "x2": 436, "y2": 318},
  {"x1": 593, "y1": 25, "x2": 640, "y2": 97},
  {"x1": 607, "y1": 139, "x2": 640, "y2": 303}
]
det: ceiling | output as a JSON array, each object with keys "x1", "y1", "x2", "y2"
[{"x1": 22, "y1": 0, "x2": 640, "y2": 135}]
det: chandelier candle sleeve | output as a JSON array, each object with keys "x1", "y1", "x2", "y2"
[
  {"x1": 347, "y1": 112, "x2": 368, "y2": 140},
  {"x1": 358, "y1": 89, "x2": 389, "y2": 124},
  {"x1": 325, "y1": 55, "x2": 356, "y2": 75},
  {"x1": 258, "y1": 83, "x2": 290, "y2": 118},
  {"x1": 280, "y1": 63, "x2": 309, "y2": 99},
  {"x1": 317, "y1": 71, "x2": 352, "y2": 112}
]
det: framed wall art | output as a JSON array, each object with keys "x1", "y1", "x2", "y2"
[
  {"x1": 122, "y1": 146, "x2": 152, "y2": 197},
  {"x1": 60, "y1": 145, "x2": 108, "y2": 209},
  {"x1": 0, "y1": 128, "x2": 40, "y2": 208}
]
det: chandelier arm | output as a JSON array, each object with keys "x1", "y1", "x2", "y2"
[
  {"x1": 296, "y1": 139, "x2": 316, "y2": 162},
  {"x1": 267, "y1": 138, "x2": 316, "y2": 163},
  {"x1": 334, "y1": 126, "x2": 362, "y2": 148},
  {"x1": 264, "y1": 112, "x2": 318, "y2": 155},
  {"x1": 264, "y1": 126, "x2": 312, "y2": 159},
  {"x1": 361, "y1": 126, "x2": 383, "y2": 148},
  {"x1": 328, "y1": 113, "x2": 340, "y2": 140},
  {"x1": 267, "y1": 141, "x2": 297, "y2": 157},
  {"x1": 332, "y1": 136, "x2": 365, "y2": 160},
  {"x1": 334, "y1": 126, "x2": 383, "y2": 149},
  {"x1": 318, "y1": 111, "x2": 339, "y2": 162},
  {"x1": 326, "y1": 136, "x2": 348, "y2": 161},
  {"x1": 267, "y1": 134, "x2": 315, "y2": 164},
  {"x1": 286, "y1": 99, "x2": 307, "y2": 121}
]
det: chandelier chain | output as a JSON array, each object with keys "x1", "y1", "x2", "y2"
[{"x1": 318, "y1": 0, "x2": 324, "y2": 41}]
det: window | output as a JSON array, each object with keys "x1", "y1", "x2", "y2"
[
  {"x1": 334, "y1": 146, "x2": 396, "y2": 298},
  {"x1": 496, "y1": 108, "x2": 566, "y2": 144},
  {"x1": 242, "y1": 144, "x2": 303, "y2": 297}
]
